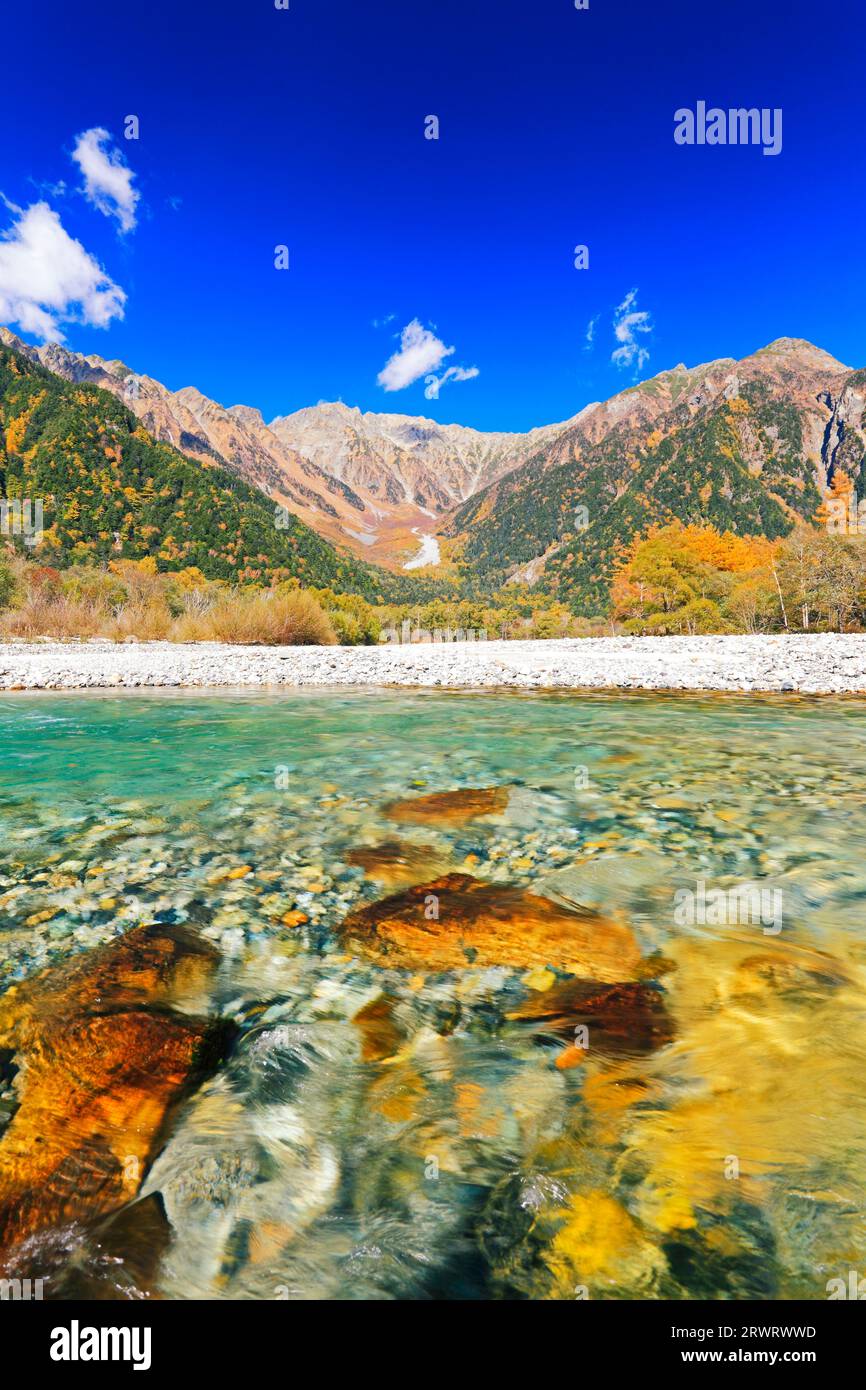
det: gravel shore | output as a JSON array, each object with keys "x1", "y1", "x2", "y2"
[{"x1": 2, "y1": 634, "x2": 866, "y2": 693}]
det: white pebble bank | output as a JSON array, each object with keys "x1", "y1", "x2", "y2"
[{"x1": 2, "y1": 634, "x2": 866, "y2": 693}]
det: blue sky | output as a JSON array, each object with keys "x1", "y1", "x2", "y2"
[{"x1": 1, "y1": 0, "x2": 863, "y2": 432}]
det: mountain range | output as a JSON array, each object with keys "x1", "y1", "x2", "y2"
[
  {"x1": 449, "y1": 339, "x2": 866, "y2": 606},
  {"x1": 0, "y1": 334, "x2": 426, "y2": 601},
  {"x1": 0, "y1": 328, "x2": 575, "y2": 574},
  {"x1": 1, "y1": 327, "x2": 863, "y2": 612}
]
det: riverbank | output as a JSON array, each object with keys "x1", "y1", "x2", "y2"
[{"x1": 2, "y1": 634, "x2": 866, "y2": 692}]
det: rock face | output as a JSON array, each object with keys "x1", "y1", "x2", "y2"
[
  {"x1": 268, "y1": 400, "x2": 574, "y2": 513},
  {"x1": 0, "y1": 923, "x2": 229, "y2": 1269},
  {"x1": 0, "y1": 328, "x2": 437, "y2": 572},
  {"x1": 340, "y1": 872, "x2": 642, "y2": 977},
  {"x1": 382, "y1": 786, "x2": 510, "y2": 826},
  {"x1": 821, "y1": 373, "x2": 866, "y2": 490}
]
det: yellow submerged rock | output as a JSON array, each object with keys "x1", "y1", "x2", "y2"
[
  {"x1": 545, "y1": 1191, "x2": 664, "y2": 1293},
  {"x1": 619, "y1": 931, "x2": 866, "y2": 1265}
]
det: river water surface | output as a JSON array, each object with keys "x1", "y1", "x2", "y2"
[{"x1": 0, "y1": 688, "x2": 864, "y2": 1300}]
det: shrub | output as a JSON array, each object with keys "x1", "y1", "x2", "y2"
[
  {"x1": 0, "y1": 559, "x2": 18, "y2": 611},
  {"x1": 61, "y1": 566, "x2": 128, "y2": 612},
  {"x1": 306, "y1": 588, "x2": 382, "y2": 644},
  {"x1": 103, "y1": 599, "x2": 173, "y2": 642},
  {"x1": 327, "y1": 604, "x2": 382, "y2": 645},
  {"x1": 328, "y1": 609, "x2": 364, "y2": 645},
  {"x1": 195, "y1": 589, "x2": 336, "y2": 645},
  {"x1": 0, "y1": 593, "x2": 103, "y2": 640}
]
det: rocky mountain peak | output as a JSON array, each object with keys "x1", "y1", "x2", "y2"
[
  {"x1": 2, "y1": 324, "x2": 861, "y2": 581},
  {"x1": 228, "y1": 404, "x2": 266, "y2": 430}
]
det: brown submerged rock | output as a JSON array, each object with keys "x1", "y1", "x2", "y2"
[
  {"x1": 0, "y1": 923, "x2": 229, "y2": 1267},
  {"x1": 346, "y1": 840, "x2": 442, "y2": 888},
  {"x1": 508, "y1": 979, "x2": 674, "y2": 1057},
  {"x1": 382, "y1": 785, "x2": 510, "y2": 827},
  {"x1": 50, "y1": 1192, "x2": 174, "y2": 1300},
  {"x1": 352, "y1": 993, "x2": 405, "y2": 1061},
  {"x1": 340, "y1": 872, "x2": 642, "y2": 977}
]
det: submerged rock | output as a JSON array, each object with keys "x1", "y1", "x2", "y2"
[
  {"x1": 382, "y1": 786, "x2": 510, "y2": 827},
  {"x1": 51, "y1": 1192, "x2": 174, "y2": 1300},
  {"x1": 544, "y1": 1191, "x2": 665, "y2": 1295},
  {"x1": 508, "y1": 979, "x2": 674, "y2": 1057},
  {"x1": 346, "y1": 840, "x2": 442, "y2": 888},
  {"x1": 352, "y1": 994, "x2": 405, "y2": 1062},
  {"x1": 0, "y1": 923, "x2": 229, "y2": 1268},
  {"x1": 729, "y1": 951, "x2": 847, "y2": 1006},
  {"x1": 615, "y1": 932, "x2": 866, "y2": 1273},
  {"x1": 340, "y1": 873, "x2": 642, "y2": 978}
]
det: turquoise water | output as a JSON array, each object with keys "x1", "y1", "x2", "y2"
[{"x1": 1, "y1": 688, "x2": 866, "y2": 1299}]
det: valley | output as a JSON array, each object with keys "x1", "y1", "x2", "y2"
[{"x1": 1, "y1": 328, "x2": 864, "y2": 617}]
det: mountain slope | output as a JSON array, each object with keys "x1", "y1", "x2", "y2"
[
  {"x1": 0, "y1": 342, "x2": 432, "y2": 600},
  {"x1": 446, "y1": 339, "x2": 864, "y2": 610},
  {"x1": 3, "y1": 326, "x2": 862, "y2": 614},
  {"x1": 0, "y1": 330, "x2": 579, "y2": 572},
  {"x1": 0, "y1": 330, "x2": 414, "y2": 566},
  {"x1": 268, "y1": 400, "x2": 578, "y2": 512}
]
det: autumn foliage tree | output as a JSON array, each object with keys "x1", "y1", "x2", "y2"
[
  {"x1": 775, "y1": 525, "x2": 866, "y2": 631},
  {"x1": 611, "y1": 520, "x2": 866, "y2": 634},
  {"x1": 610, "y1": 522, "x2": 773, "y2": 633}
]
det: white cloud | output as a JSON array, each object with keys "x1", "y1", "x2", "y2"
[
  {"x1": 611, "y1": 288, "x2": 652, "y2": 372},
  {"x1": 0, "y1": 199, "x2": 126, "y2": 342},
  {"x1": 29, "y1": 177, "x2": 67, "y2": 200},
  {"x1": 584, "y1": 313, "x2": 599, "y2": 349},
  {"x1": 372, "y1": 312, "x2": 396, "y2": 328},
  {"x1": 377, "y1": 318, "x2": 477, "y2": 397},
  {"x1": 72, "y1": 128, "x2": 139, "y2": 233},
  {"x1": 424, "y1": 364, "x2": 479, "y2": 400},
  {"x1": 378, "y1": 318, "x2": 452, "y2": 391}
]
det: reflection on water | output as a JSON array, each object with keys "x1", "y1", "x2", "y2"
[{"x1": 1, "y1": 687, "x2": 865, "y2": 1300}]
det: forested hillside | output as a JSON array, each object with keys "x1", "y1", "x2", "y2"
[
  {"x1": 446, "y1": 354, "x2": 865, "y2": 612},
  {"x1": 0, "y1": 344, "x2": 434, "y2": 603}
]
